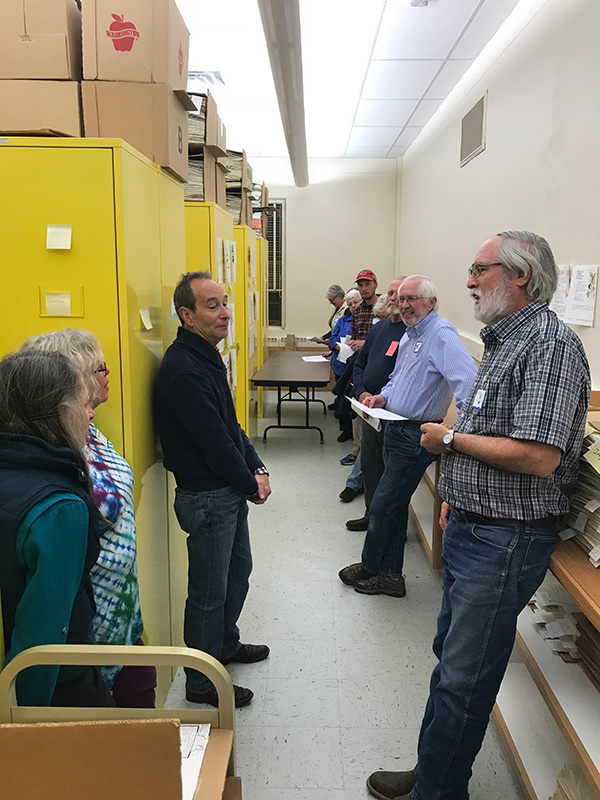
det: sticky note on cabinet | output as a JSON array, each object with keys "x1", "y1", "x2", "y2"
[
  {"x1": 45, "y1": 292, "x2": 71, "y2": 316},
  {"x1": 46, "y1": 224, "x2": 72, "y2": 250},
  {"x1": 139, "y1": 307, "x2": 153, "y2": 330}
]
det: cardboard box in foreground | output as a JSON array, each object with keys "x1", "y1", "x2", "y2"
[{"x1": 0, "y1": 80, "x2": 81, "y2": 136}]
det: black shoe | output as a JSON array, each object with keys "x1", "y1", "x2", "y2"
[
  {"x1": 186, "y1": 684, "x2": 254, "y2": 708},
  {"x1": 337, "y1": 431, "x2": 353, "y2": 443},
  {"x1": 222, "y1": 643, "x2": 270, "y2": 665},
  {"x1": 346, "y1": 515, "x2": 369, "y2": 531},
  {"x1": 354, "y1": 573, "x2": 406, "y2": 598},
  {"x1": 327, "y1": 402, "x2": 336, "y2": 411},
  {"x1": 339, "y1": 487, "x2": 358, "y2": 503},
  {"x1": 338, "y1": 563, "x2": 374, "y2": 586},
  {"x1": 366, "y1": 770, "x2": 416, "y2": 800}
]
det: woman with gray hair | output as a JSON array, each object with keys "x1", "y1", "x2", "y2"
[
  {"x1": 314, "y1": 284, "x2": 348, "y2": 346},
  {"x1": 0, "y1": 350, "x2": 114, "y2": 707},
  {"x1": 21, "y1": 329, "x2": 155, "y2": 708}
]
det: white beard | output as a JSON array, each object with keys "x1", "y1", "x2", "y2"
[{"x1": 472, "y1": 280, "x2": 514, "y2": 324}]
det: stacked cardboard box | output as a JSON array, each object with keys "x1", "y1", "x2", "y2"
[
  {"x1": 185, "y1": 90, "x2": 228, "y2": 206},
  {"x1": 0, "y1": 0, "x2": 193, "y2": 182},
  {"x1": 81, "y1": 0, "x2": 193, "y2": 182},
  {"x1": 0, "y1": 0, "x2": 83, "y2": 136}
]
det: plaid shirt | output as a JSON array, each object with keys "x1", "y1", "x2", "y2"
[
  {"x1": 438, "y1": 302, "x2": 590, "y2": 519},
  {"x1": 351, "y1": 298, "x2": 378, "y2": 340}
]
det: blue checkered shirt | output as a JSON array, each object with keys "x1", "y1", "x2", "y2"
[{"x1": 438, "y1": 302, "x2": 591, "y2": 519}]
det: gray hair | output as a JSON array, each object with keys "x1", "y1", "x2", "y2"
[
  {"x1": 401, "y1": 274, "x2": 439, "y2": 311},
  {"x1": 174, "y1": 271, "x2": 213, "y2": 323},
  {"x1": 0, "y1": 350, "x2": 89, "y2": 476},
  {"x1": 325, "y1": 284, "x2": 345, "y2": 301},
  {"x1": 372, "y1": 295, "x2": 389, "y2": 318},
  {"x1": 496, "y1": 231, "x2": 557, "y2": 303},
  {"x1": 20, "y1": 329, "x2": 103, "y2": 408},
  {"x1": 344, "y1": 288, "x2": 360, "y2": 302}
]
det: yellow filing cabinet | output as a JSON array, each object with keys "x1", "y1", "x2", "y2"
[
  {"x1": 0, "y1": 137, "x2": 185, "y2": 701},
  {"x1": 233, "y1": 225, "x2": 259, "y2": 437},
  {"x1": 256, "y1": 236, "x2": 269, "y2": 418}
]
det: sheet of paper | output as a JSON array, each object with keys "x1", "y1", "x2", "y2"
[
  {"x1": 229, "y1": 304, "x2": 236, "y2": 341},
  {"x1": 549, "y1": 265, "x2": 569, "y2": 319},
  {"x1": 251, "y1": 247, "x2": 257, "y2": 278},
  {"x1": 583, "y1": 440, "x2": 600, "y2": 474},
  {"x1": 216, "y1": 237, "x2": 223, "y2": 284},
  {"x1": 563, "y1": 264, "x2": 598, "y2": 326},
  {"x1": 337, "y1": 342, "x2": 354, "y2": 364},
  {"x1": 45, "y1": 292, "x2": 71, "y2": 316},
  {"x1": 224, "y1": 240, "x2": 231, "y2": 284},
  {"x1": 139, "y1": 306, "x2": 153, "y2": 330},
  {"x1": 349, "y1": 396, "x2": 408, "y2": 422},
  {"x1": 231, "y1": 241, "x2": 237, "y2": 282},
  {"x1": 46, "y1": 224, "x2": 72, "y2": 250},
  {"x1": 181, "y1": 724, "x2": 211, "y2": 800},
  {"x1": 302, "y1": 355, "x2": 327, "y2": 362}
]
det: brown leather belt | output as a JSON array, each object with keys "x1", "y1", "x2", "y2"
[{"x1": 451, "y1": 508, "x2": 557, "y2": 529}]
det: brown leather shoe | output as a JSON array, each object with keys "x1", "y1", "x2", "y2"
[
  {"x1": 366, "y1": 770, "x2": 415, "y2": 799},
  {"x1": 338, "y1": 563, "x2": 373, "y2": 586},
  {"x1": 354, "y1": 573, "x2": 406, "y2": 597}
]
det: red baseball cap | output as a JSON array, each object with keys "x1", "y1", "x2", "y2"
[{"x1": 356, "y1": 269, "x2": 376, "y2": 282}]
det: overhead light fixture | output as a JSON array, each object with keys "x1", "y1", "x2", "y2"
[
  {"x1": 257, "y1": 0, "x2": 309, "y2": 187},
  {"x1": 410, "y1": 0, "x2": 429, "y2": 6}
]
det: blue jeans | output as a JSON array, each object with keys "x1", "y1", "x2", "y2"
[
  {"x1": 174, "y1": 485, "x2": 252, "y2": 692},
  {"x1": 346, "y1": 453, "x2": 363, "y2": 492},
  {"x1": 412, "y1": 515, "x2": 558, "y2": 800},
  {"x1": 361, "y1": 424, "x2": 437, "y2": 578}
]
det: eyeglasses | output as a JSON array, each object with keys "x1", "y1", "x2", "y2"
[
  {"x1": 468, "y1": 262, "x2": 503, "y2": 278},
  {"x1": 95, "y1": 362, "x2": 109, "y2": 375},
  {"x1": 396, "y1": 295, "x2": 424, "y2": 304}
]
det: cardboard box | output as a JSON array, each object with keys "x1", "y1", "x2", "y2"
[
  {"x1": 0, "y1": 719, "x2": 235, "y2": 800},
  {"x1": 0, "y1": 0, "x2": 82, "y2": 79},
  {"x1": 0, "y1": 80, "x2": 82, "y2": 136},
  {"x1": 216, "y1": 160, "x2": 227, "y2": 210},
  {"x1": 188, "y1": 91, "x2": 227, "y2": 156},
  {"x1": 224, "y1": 149, "x2": 253, "y2": 193},
  {"x1": 82, "y1": 0, "x2": 189, "y2": 90},
  {"x1": 82, "y1": 80, "x2": 194, "y2": 182}
]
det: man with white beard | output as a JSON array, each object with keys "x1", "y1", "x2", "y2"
[{"x1": 365, "y1": 231, "x2": 591, "y2": 800}]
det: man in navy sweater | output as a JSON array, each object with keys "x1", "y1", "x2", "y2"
[
  {"x1": 342, "y1": 278, "x2": 406, "y2": 528},
  {"x1": 155, "y1": 271, "x2": 271, "y2": 709}
]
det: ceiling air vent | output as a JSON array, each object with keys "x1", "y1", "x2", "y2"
[{"x1": 460, "y1": 95, "x2": 486, "y2": 167}]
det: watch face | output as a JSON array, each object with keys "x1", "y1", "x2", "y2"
[{"x1": 443, "y1": 432, "x2": 452, "y2": 444}]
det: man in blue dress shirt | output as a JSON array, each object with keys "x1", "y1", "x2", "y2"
[{"x1": 339, "y1": 274, "x2": 477, "y2": 597}]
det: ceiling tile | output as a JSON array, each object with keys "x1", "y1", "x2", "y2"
[
  {"x1": 387, "y1": 146, "x2": 408, "y2": 159},
  {"x1": 362, "y1": 60, "x2": 443, "y2": 100},
  {"x1": 354, "y1": 98, "x2": 418, "y2": 127},
  {"x1": 349, "y1": 126, "x2": 403, "y2": 147},
  {"x1": 345, "y1": 146, "x2": 392, "y2": 158},
  {"x1": 424, "y1": 60, "x2": 471, "y2": 100},
  {"x1": 396, "y1": 127, "x2": 422, "y2": 147},
  {"x1": 373, "y1": 0, "x2": 482, "y2": 60},
  {"x1": 452, "y1": 0, "x2": 521, "y2": 59},
  {"x1": 409, "y1": 98, "x2": 443, "y2": 126}
]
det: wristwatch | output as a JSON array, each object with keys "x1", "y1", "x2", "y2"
[
  {"x1": 254, "y1": 467, "x2": 269, "y2": 476},
  {"x1": 442, "y1": 430, "x2": 455, "y2": 452}
]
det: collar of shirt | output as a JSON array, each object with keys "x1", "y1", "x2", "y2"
[
  {"x1": 480, "y1": 301, "x2": 548, "y2": 345},
  {"x1": 176, "y1": 326, "x2": 223, "y2": 367},
  {"x1": 405, "y1": 310, "x2": 438, "y2": 339}
]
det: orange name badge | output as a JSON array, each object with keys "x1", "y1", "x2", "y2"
[{"x1": 385, "y1": 340, "x2": 399, "y2": 357}]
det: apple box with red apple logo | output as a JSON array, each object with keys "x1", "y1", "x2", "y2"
[{"x1": 106, "y1": 14, "x2": 140, "y2": 52}]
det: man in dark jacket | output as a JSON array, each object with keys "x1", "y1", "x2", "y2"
[
  {"x1": 154, "y1": 271, "x2": 271, "y2": 709},
  {"x1": 342, "y1": 278, "x2": 406, "y2": 528}
]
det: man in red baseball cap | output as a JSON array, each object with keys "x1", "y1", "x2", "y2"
[{"x1": 349, "y1": 270, "x2": 379, "y2": 351}]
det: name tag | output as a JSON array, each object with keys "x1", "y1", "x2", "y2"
[
  {"x1": 385, "y1": 340, "x2": 399, "y2": 357},
  {"x1": 473, "y1": 388, "x2": 487, "y2": 409},
  {"x1": 413, "y1": 341, "x2": 422, "y2": 353}
]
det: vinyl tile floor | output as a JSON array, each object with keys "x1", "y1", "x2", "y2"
[{"x1": 166, "y1": 398, "x2": 526, "y2": 800}]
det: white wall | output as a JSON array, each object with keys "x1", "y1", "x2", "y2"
[
  {"x1": 396, "y1": 0, "x2": 600, "y2": 384},
  {"x1": 252, "y1": 157, "x2": 398, "y2": 339}
]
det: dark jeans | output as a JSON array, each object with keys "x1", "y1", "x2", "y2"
[
  {"x1": 361, "y1": 424, "x2": 437, "y2": 578},
  {"x1": 412, "y1": 515, "x2": 557, "y2": 800},
  {"x1": 174, "y1": 485, "x2": 252, "y2": 693},
  {"x1": 360, "y1": 416, "x2": 386, "y2": 511}
]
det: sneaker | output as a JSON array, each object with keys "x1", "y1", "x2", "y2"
[
  {"x1": 338, "y1": 563, "x2": 374, "y2": 586},
  {"x1": 340, "y1": 453, "x2": 357, "y2": 466},
  {"x1": 354, "y1": 573, "x2": 406, "y2": 597},
  {"x1": 222, "y1": 643, "x2": 270, "y2": 665},
  {"x1": 186, "y1": 684, "x2": 254, "y2": 708},
  {"x1": 339, "y1": 487, "x2": 358, "y2": 503},
  {"x1": 346, "y1": 515, "x2": 369, "y2": 531},
  {"x1": 366, "y1": 770, "x2": 416, "y2": 800}
]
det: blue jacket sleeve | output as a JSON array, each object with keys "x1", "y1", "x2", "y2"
[{"x1": 7, "y1": 494, "x2": 89, "y2": 706}]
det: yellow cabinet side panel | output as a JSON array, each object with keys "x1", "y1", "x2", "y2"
[{"x1": 184, "y1": 202, "x2": 213, "y2": 276}]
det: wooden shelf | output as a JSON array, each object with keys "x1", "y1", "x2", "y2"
[
  {"x1": 550, "y1": 539, "x2": 600, "y2": 632},
  {"x1": 515, "y1": 608, "x2": 600, "y2": 796}
]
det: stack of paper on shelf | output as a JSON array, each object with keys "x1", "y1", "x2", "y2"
[
  {"x1": 185, "y1": 156, "x2": 205, "y2": 201},
  {"x1": 573, "y1": 611, "x2": 600, "y2": 692},
  {"x1": 560, "y1": 426, "x2": 600, "y2": 567},
  {"x1": 529, "y1": 587, "x2": 581, "y2": 662},
  {"x1": 188, "y1": 94, "x2": 206, "y2": 146}
]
